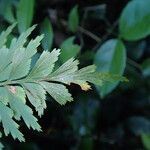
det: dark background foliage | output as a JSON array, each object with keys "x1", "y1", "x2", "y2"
[{"x1": 0, "y1": 0, "x2": 150, "y2": 149}]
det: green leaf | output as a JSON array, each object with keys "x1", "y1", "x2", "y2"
[
  {"x1": 0, "y1": 101, "x2": 24, "y2": 142},
  {"x1": 119, "y1": 0, "x2": 150, "y2": 41},
  {"x1": 141, "y1": 134, "x2": 150, "y2": 150},
  {"x1": 7, "y1": 26, "x2": 40, "y2": 80},
  {"x1": 60, "y1": 36, "x2": 81, "y2": 63},
  {"x1": 0, "y1": 23, "x2": 16, "y2": 48},
  {"x1": 141, "y1": 58, "x2": 150, "y2": 77},
  {"x1": 9, "y1": 59, "x2": 31, "y2": 80},
  {"x1": 28, "y1": 49, "x2": 60, "y2": 79},
  {"x1": 24, "y1": 35, "x2": 44, "y2": 60},
  {"x1": 94, "y1": 39, "x2": 126, "y2": 97},
  {"x1": 68, "y1": 5, "x2": 79, "y2": 32},
  {"x1": 8, "y1": 89, "x2": 41, "y2": 131},
  {"x1": 17, "y1": 0, "x2": 35, "y2": 33},
  {"x1": 22, "y1": 83, "x2": 46, "y2": 117},
  {"x1": 40, "y1": 18, "x2": 53, "y2": 51},
  {"x1": 48, "y1": 58, "x2": 79, "y2": 83},
  {"x1": 10, "y1": 25, "x2": 36, "y2": 51},
  {"x1": 41, "y1": 82, "x2": 73, "y2": 105}
]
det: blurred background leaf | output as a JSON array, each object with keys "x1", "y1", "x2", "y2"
[
  {"x1": 40, "y1": 17, "x2": 54, "y2": 51},
  {"x1": 17, "y1": 0, "x2": 35, "y2": 33},
  {"x1": 60, "y1": 36, "x2": 81, "y2": 63},
  {"x1": 68, "y1": 5, "x2": 79, "y2": 33},
  {"x1": 119, "y1": 0, "x2": 150, "y2": 41},
  {"x1": 94, "y1": 39, "x2": 126, "y2": 98}
]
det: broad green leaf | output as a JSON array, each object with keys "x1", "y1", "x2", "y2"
[
  {"x1": 40, "y1": 18, "x2": 53, "y2": 51},
  {"x1": 141, "y1": 134, "x2": 150, "y2": 150},
  {"x1": 41, "y1": 82, "x2": 73, "y2": 105},
  {"x1": 28, "y1": 49, "x2": 60, "y2": 79},
  {"x1": 119, "y1": 0, "x2": 150, "y2": 41},
  {"x1": 94, "y1": 39, "x2": 126, "y2": 97},
  {"x1": 22, "y1": 83, "x2": 46, "y2": 117},
  {"x1": 141, "y1": 58, "x2": 150, "y2": 77},
  {"x1": 68, "y1": 5, "x2": 79, "y2": 32},
  {"x1": 60, "y1": 36, "x2": 81, "y2": 63},
  {"x1": 0, "y1": 23, "x2": 16, "y2": 48},
  {"x1": 0, "y1": 102, "x2": 24, "y2": 142},
  {"x1": 17, "y1": 0, "x2": 35, "y2": 33}
]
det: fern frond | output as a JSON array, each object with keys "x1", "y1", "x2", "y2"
[{"x1": 0, "y1": 24, "x2": 127, "y2": 143}]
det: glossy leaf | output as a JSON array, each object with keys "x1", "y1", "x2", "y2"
[
  {"x1": 119, "y1": 0, "x2": 150, "y2": 41},
  {"x1": 94, "y1": 39, "x2": 126, "y2": 97}
]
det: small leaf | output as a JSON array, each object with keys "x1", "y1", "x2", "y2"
[
  {"x1": 94, "y1": 39, "x2": 126, "y2": 97},
  {"x1": 60, "y1": 36, "x2": 81, "y2": 63},
  {"x1": 68, "y1": 5, "x2": 79, "y2": 32},
  {"x1": 17, "y1": 0, "x2": 35, "y2": 33},
  {"x1": 41, "y1": 82, "x2": 73, "y2": 105},
  {"x1": 40, "y1": 18, "x2": 53, "y2": 51},
  {"x1": 119, "y1": 0, "x2": 150, "y2": 41}
]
